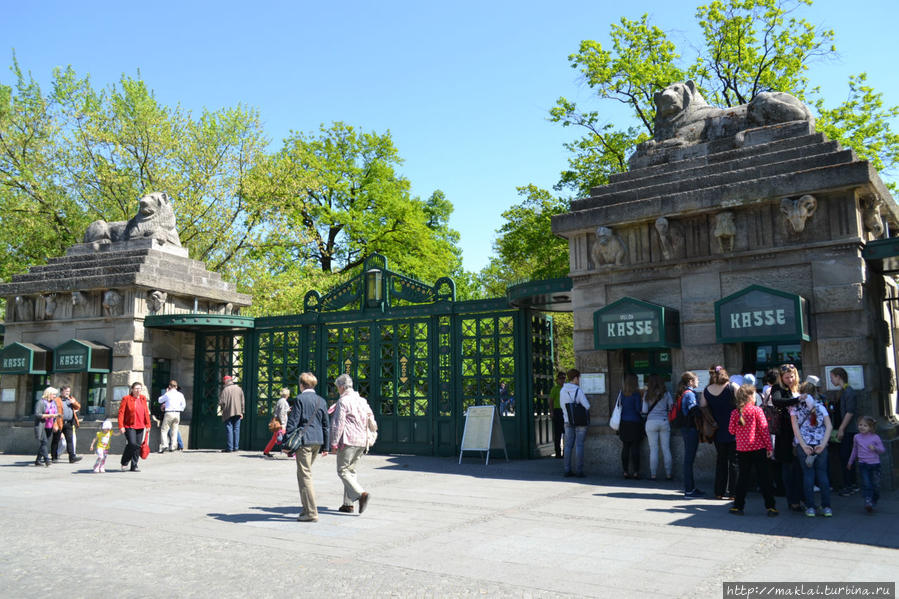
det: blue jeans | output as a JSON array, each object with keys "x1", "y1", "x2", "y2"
[
  {"x1": 682, "y1": 427, "x2": 699, "y2": 492},
  {"x1": 857, "y1": 462, "x2": 881, "y2": 505},
  {"x1": 799, "y1": 447, "x2": 831, "y2": 508},
  {"x1": 225, "y1": 416, "x2": 241, "y2": 451},
  {"x1": 564, "y1": 424, "x2": 587, "y2": 475}
]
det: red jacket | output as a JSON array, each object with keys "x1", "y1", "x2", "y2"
[{"x1": 118, "y1": 394, "x2": 151, "y2": 430}]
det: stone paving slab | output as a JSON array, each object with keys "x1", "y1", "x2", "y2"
[{"x1": 0, "y1": 451, "x2": 896, "y2": 598}]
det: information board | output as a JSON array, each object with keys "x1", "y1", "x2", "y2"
[
  {"x1": 824, "y1": 365, "x2": 865, "y2": 391},
  {"x1": 580, "y1": 373, "x2": 606, "y2": 394},
  {"x1": 459, "y1": 405, "x2": 508, "y2": 465}
]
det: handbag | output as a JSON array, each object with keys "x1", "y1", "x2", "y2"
[
  {"x1": 267, "y1": 417, "x2": 281, "y2": 432},
  {"x1": 365, "y1": 414, "x2": 378, "y2": 453},
  {"x1": 282, "y1": 411, "x2": 317, "y2": 453},
  {"x1": 696, "y1": 406, "x2": 719, "y2": 443},
  {"x1": 609, "y1": 392, "x2": 622, "y2": 431},
  {"x1": 140, "y1": 431, "x2": 150, "y2": 459}
]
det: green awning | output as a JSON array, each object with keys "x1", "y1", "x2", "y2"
[
  {"x1": 144, "y1": 313, "x2": 255, "y2": 332},
  {"x1": 715, "y1": 285, "x2": 810, "y2": 343},
  {"x1": 863, "y1": 237, "x2": 899, "y2": 274},
  {"x1": 54, "y1": 339, "x2": 111, "y2": 373},
  {"x1": 506, "y1": 277, "x2": 573, "y2": 312},
  {"x1": 0, "y1": 342, "x2": 53, "y2": 374},
  {"x1": 593, "y1": 297, "x2": 680, "y2": 350}
]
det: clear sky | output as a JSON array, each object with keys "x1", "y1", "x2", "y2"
[{"x1": 3, "y1": 0, "x2": 897, "y2": 273}]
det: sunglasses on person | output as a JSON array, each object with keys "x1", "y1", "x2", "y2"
[{"x1": 779, "y1": 364, "x2": 796, "y2": 373}]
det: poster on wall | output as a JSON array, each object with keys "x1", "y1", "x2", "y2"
[
  {"x1": 824, "y1": 366, "x2": 864, "y2": 391},
  {"x1": 113, "y1": 386, "x2": 129, "y2": 402},
  {"x1": 580, "y1": 373, "x2": 606, "y2": 394},
  {"x1": 1, "y1": 389, "x2": 14, "y2": 403}
]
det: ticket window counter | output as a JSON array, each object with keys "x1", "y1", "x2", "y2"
[
  {"x1": 744, "y1": 343, "x2": 803, "y2": 388},
  {"x1": 624, "y1": 349, "x2": 673, "y2": 387}
]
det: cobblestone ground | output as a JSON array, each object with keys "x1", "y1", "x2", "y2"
[{"x1": 0, "y1": 451, "x2": 895, "y2": 598}]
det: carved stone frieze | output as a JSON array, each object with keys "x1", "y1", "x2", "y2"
[
  {"x1": 713, "y1": 212, "x2": 736, "y2": 253},
  {"x1": 102, "y1": 289, "x2": 123, "y2": 317},
  {"x1": 591, "y1": 226, "x2": 627, "y2": 266},
  {"x1": 780, "y1": 195, "x2": 817, "y2": 233}
]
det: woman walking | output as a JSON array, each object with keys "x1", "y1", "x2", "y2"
[
  {"x1": 34, "y1": 387, "x2": 60, "y2": 467},
  {"x1": 618, "y1": 373, "x2": 644, "y2": 479},
  {"x1": 330, "y1": 374, "x2": 376, "y2": 515},
  {"x1": 700, "y1": 366, "x2": 739, "y2": 499},
  {"x1": 641, "y1": 375, "x2": 673, "y2": 480},
  {"x1": 263, "y1": 388, "x2": 292, "y2": 458},
  {"x1": 118, "y1": 382, "x2": 151, "y2": 472}
]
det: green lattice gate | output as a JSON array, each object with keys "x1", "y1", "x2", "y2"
[{"x1": 190, "y1": 255, "x2": 555, "y2": 457}]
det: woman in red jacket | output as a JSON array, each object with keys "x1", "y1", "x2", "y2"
[{"x1": 118, "y1": 382, "x2": 151, "y2": 472}]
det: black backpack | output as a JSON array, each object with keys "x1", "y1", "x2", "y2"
[{"x1": 565, "y1": 387, "x2": 590, "y2": 426}]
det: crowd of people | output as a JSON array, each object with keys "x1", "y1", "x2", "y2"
[
  {"x1": 549, "y1": 364, "x2": 886, "y2": 516},
  {"x1": 33, "y1": 364, "x2": 885, "y2": 519},
  {"x1": 32, "y1": 371, "x2": 378, "y2": 522}
]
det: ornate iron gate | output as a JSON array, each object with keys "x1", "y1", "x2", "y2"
[{"x1": 191, "y1": 255, "x2": 555, "y2": 457}]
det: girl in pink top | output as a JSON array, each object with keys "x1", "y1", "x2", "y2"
[
  {"x1": 848, "y1": 416, "x2": 886, "y2": 512},
  {"x1": 728, "y1": 384, "x2": 776, "y2": 516}
]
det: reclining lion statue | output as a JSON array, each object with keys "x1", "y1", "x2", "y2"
[
  {"x1": 632, "y1": 81, "x2": 814, "y2": 162},
  {"x1": 83, "y1": 192, "x2": 181, "y2": 247}
]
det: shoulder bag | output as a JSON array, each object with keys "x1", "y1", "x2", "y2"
[
  {"x1": 609, "y1": 391, "x2": 622, "y2": 431},
  {"x1": 365, "y1": 414, "x2": 378, "y2": 453},
  {"x1": 282, "y1": 404, "x2": 320, "y2": 453}
]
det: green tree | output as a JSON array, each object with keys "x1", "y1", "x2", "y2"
[
  {"x1": 0, "y1": 58, "x2": 269, "y2": 290},
  {"x1": 243, "y1": 122, "x2": 463, "y2": 314}
]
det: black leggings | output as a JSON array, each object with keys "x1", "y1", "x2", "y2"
[{"x1": 121, "y1": 428, "x2": 145, "y2": 470}]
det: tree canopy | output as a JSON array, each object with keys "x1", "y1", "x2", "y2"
[
  {"x1": 0, "y1": 61, "x2": 464, "y2": 316},
  {"x1": 483, "y1": 0, "x2": 899, "y2": 296}
]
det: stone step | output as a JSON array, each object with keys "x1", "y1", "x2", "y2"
[
  {"x1": 592, "y1": 140, "x2": 842, "y2": 199},
  {"x1": 606, "y1": 132, "x2": 827, "y2": 187},
  {"x1": 34, "y1": 255, "x2": 151, "y2": 273},
  {"x1": 573, "y1": 148, "x2": 855, "y2": 211},
  {"x1": 11, "y1": 263, "x2": 145, "y2": 284}
]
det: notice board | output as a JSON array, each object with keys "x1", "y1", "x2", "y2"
[{"x1": 459, "y1": 405, "x2": 508, "y2": 465}]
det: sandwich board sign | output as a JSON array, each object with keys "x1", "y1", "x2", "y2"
[{"x1": 459, "y1": 405, "x2": 508, "y2": 465}]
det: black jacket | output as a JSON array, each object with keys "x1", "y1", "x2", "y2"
[{"x1": 285, "y1": 390, "x2": 329, "y2": 450}]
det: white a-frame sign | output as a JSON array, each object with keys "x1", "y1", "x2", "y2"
[{"x1": 459, "y1": 405, "x2": 509, "y2": 465}]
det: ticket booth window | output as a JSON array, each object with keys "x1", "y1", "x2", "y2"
[
  {"x1": 31, "y1": 374, "x2": 50, "y2": 412},
  {"x1": 85, "y1": 373, "x2": 108, "y2": 419},
  {"x1": 746, "y1": 343, "x2": 802, "y2": 385},
  {"x1": 625, "y1": 349, "x2": 672, "y2": 386}
]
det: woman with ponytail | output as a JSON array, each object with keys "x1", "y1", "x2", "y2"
[{"x1": 728, "y1": 384, "x2": 776, "y2": 516}]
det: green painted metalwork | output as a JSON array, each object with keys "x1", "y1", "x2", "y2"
[
  {"x1": 187, "y1": 255, "x2": 555, "y2": 458},
  {"x1": 192, "y1": 332, "x2": 247, "y2": 449},
  {"x1": 144, "y1": 313, "x2": 255, "y2": 331}
]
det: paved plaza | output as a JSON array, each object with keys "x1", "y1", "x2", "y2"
[{"x1": 0, "y1": 450, "x2": 895, "y2": 598}]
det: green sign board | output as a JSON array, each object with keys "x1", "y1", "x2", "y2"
[
  {"x1": 593, "y1": 297, "x2": 681, "y2": 350},
  {"x1": 0, "y1": 342, "x2": 52, "y2": 374},
  {"x1": 53, "y1": 339, "x2": 111, "y2": 373},
  {"x1": 715, "y1": 285, "x2": 810, "y2": 344}
]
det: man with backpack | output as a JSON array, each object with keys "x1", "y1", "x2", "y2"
[{"x1": 561, "y1": 369, "x2": 590, "y2": 478}]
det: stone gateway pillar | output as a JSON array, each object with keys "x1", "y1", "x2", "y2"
[
  {"x1": 0, "y1": 193, "x2": 250, "y2": 452},
  {"x1": 552, "y1": 82, "x2": 898, "y2": 488}
]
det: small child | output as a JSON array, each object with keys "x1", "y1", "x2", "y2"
[
  {"x1": 728, "y1": 383, "x2": 777, "y2": 516},
  {"x1": 90, "y1": 420, "x2": 116, "y2": 473},
  {"x1": 847, "y1": 416, "x2": 886, "y2": 512},
  {"x1": 791, "y1": 376, "x2": 834, "y2": 517}
]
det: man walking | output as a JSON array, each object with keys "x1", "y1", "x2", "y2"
[
  {"x1": 330, "y1": 374, "x2": 375, "y2": 515},
  {"x1": 158, "y1": 380, "x2": 186, "y2": 453},
  {"x1": 285, "y1": 373, "x2": 330, "y2": 522},
  {"x1": 51, "y1": 385, "x2": 82, "y2": 463},
  {"x1": 218, "y1": 375, "x2": 244, "y2": 453}
]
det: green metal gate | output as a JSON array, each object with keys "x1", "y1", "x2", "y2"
[{"x1": 188, "y1": 255, "x2": 555, "y2": 457}]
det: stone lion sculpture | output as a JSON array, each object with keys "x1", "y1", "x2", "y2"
[
  {"x1": 638, "y1": 81, "x2": 814, "y2": 155},
  {"x1": 591, "y1": 226, "x2": 627, "y2": 266},
  {"x1": 84, "y1": 192, "x2": 181, "y2": 247}
]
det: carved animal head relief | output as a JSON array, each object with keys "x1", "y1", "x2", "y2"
[
  {"x1": 102, "y1": 289, "x2": 123, "y2": 317},
  {"x1": 860, "y1": 195, "x2": 885, "y2": 238},
  {"x1": 654, "y1": 216, "x2": 684, "y2": 260},
  {"x1": 713, "y1": 211, "x2": 737, "y2": 253},
  {"x1": 147, "y1": 290, "x2": 167, "y2": 314},
  {"x1": 591, "y1": 226, "x2": 627, "y2": 266},
  {"x1": 72, "y1": 291, "x2": 91, "y2": 317},
  {"x1": 780, "y1": 195, "x2": 817, "y2": 233},
  {"x1": 14, "y1": 296, "x2": 34, "y2": 321},
  {"x1": 42, "y1": 293, "x2": 58, "y2": 320}
]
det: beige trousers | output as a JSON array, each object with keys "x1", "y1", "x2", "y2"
[
  {"x1": 160, "y1": 412, "x2": 180, "y2": 450},
  {"x1": 336, "y1": 445, "x2": 366, "y2": 505},
  {"x1": 295, "y1": 445, "x2": 320, "y2": 517}
]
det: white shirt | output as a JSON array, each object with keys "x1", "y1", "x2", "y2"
[{"x1": 159, "y1": 389, "x2": 186, "y2": 412}]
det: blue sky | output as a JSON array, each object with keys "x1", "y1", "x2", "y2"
[{"x1": 3, "y1": 0, "x2": 897, "y2": 273}]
